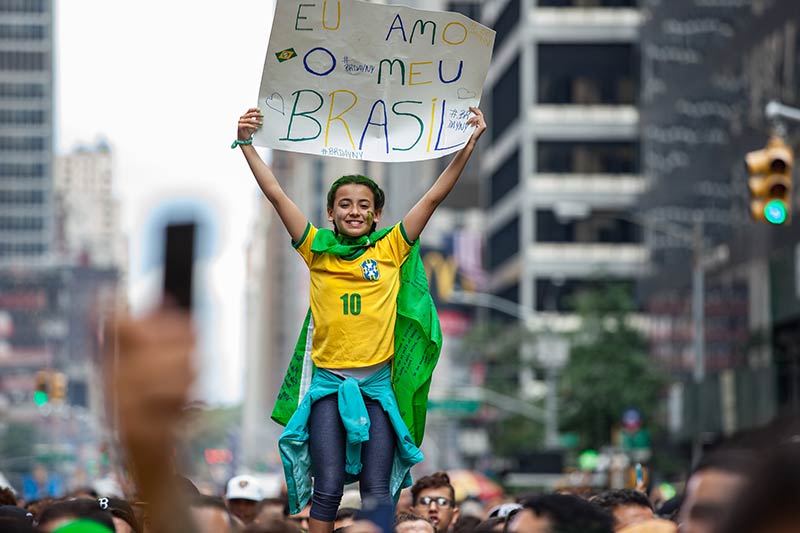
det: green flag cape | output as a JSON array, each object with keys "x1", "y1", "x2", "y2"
[{"x1": 271, "y1": 225, "x2": 442, "y2": 446}]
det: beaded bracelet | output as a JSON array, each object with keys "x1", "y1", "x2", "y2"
[{"x1": 231, "y1": 138, "x2": 253, "y2": 149}]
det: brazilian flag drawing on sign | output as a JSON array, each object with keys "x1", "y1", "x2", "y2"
[{"x1": 276, "y1": 48, "x2": 297, "y2": 62}]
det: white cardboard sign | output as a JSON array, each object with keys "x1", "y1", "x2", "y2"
[{"x1": 254, "y1": 0, "x2": 495, "y2": 162}]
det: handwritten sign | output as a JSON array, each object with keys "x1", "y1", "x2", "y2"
[{"x1": 254, "y1": 0, "x2": 495, "y2": 162}]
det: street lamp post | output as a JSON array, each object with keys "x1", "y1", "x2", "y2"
[{"x1": 446, "y1": 290, "x2": 566, "y2": 447}]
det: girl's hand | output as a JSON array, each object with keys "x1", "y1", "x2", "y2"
[
  {"x1": 237, "y1": 107, "x2": 263, "y2": 142},
  {"x1": 467, "y1": 106, "x2": 486, "y2": 143}
]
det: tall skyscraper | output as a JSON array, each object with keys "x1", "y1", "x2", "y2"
[
  {"x1": 0, "y1": 0, "x2": 54, "y2": 266},
  {"x1": 481, "y1": 0, "x2": 645, "y2": 325}
]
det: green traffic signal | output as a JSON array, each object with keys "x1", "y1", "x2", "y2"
[
  {"x1": 34, "y1": 390, "x2": 49, "y2": 406},
  {"x1": 764, "y1": 199, "x2": 788, "y2": 225}
]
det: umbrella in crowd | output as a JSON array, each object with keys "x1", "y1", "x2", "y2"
[{"x1": 447, "y1": 469, "x2": 505, "y2": 502}]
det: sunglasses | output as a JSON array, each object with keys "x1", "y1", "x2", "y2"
[{"x1": 416, "y1": 496, "x2": 453, "y2": 508}]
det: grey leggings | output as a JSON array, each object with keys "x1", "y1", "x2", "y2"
[{"x1": 308, "y1": 393, "x2": 396, "y2": 522}]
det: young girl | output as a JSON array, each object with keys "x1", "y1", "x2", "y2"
[{"x1": 235, "y1": 106, "x2": 486, "y2": 533}]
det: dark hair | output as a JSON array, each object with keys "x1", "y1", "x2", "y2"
[
  {"x1": 244, "y1": 516, "x2": 302, "y2": 533},
  {"x1": 36, "y1": 499, "x2": 116, "y2": 531},
  {"x1": 590, "y1": 489, "x2": 654, "y2": 512},
  {"x1": 690, "y1": 448, "x2": 758, "y2": 477},
  {"x1": 475, "y1": 516, "x2": 507, "y2": 532},
  {"x1": 335, "y1": 507, "x2": 358, "y2": 521},
  {"x1": 715, "y1": 443, "x2": 800, "y2": 533},
  {"x1": 453, "y1": 514, "x2": 482, "y2": 533},
  {"x1": 395, "y1": 512, "x2": 435, "y2": 530},
  {"x1": 0, "y1": 517, "x2": 38, "y2": 533},
  {"x1": 326, "y1": 175, "x2": 385, "y2": 212},
  {"x1": 100, "y1": 497, "x2": 141, "y2": 533},
  {"x1": 0, "y1": 487, "x2": 17, "y2": 506},
  {"x1": 410, "y1": 471, "x2": 455, "y2": 504},
  {"x1": 190, "y1": 494, "x2": 228, "y2": 510},
  {"x1": 519, "y1": 494, "x2": 614, "y2": 533}
]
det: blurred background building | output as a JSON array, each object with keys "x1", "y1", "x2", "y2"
[
  {"x1": 640, "y1": 0, "x2": 799, "y2": 451},
  {"x1": 0, "y1": 0, "x2": 123, "y2": 496},
  {"x1": 0, "y1": 0, "x2": 54, "y2": 266}
]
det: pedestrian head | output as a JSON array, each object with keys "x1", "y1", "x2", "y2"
[{"x1": 411, "y1": 472, "x2": 459, "y2": 532}]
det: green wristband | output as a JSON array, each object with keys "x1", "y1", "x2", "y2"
[{"x1": 231, "y1": 138, "x2": 253, "y2": 149}]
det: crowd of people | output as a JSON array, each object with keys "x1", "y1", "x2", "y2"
[
  {"x1": 1, "y1": 440, "x2": 799, "y2": 533},
  {"x1": 3, "y1": 105, "x2": 798, "y2": 531}
]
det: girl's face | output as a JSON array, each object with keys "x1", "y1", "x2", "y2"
[{"x1": 328, "y1": 183, "x2": 381, "y2": 237}]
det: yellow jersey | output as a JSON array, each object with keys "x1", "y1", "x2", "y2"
[{"x1": 294, "y1": 222, "x2": 414, "y2": 368}]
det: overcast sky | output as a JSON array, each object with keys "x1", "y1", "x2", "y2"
[{"x1": 56, "y1": 0, "x2": 277, "y2": 404}]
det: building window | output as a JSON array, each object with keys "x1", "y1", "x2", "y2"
[
  {"x1": 0, "y1": 51, "x2": 47, "y2": 70},
  {"x1": 0, "y1": 0, "x2": 47, "y2": 13},
  {"x1": 0, "y1": 136, "x2": 46, "y2": 151},
  {"x1": 0, "y1": 216, "x2": 44, "y2": 230},
  {"x1": 488, "y1": 215, "x2": 519, "y2": 270},
  {"x1": 538, "y1": 44, "x2": 638, "y2": 105},
  {"x1": 0, "y1": 83, "x2": 46, "y2": 98},
  {"x1": 537, "y1": 0, "x2": 636, "y2": 6},
  {"x1": 0, "y1": 189, "x2": 44, "y2": 204},
  {"x1": 0, "y1": 109, "x2": 46, "y2": 124},
  {"x1": 494, "y1": 0, "x2": 520, "y2": 50},
  {"x1": 490, "y1": 149, "x2": 520, "y2": 205},
  {"x1": 537, "y1": 141, "x2": 639, "y2": 173},
  {"x1": 535, "y1": 278, "x2": 637, "y2": 312},
  {"x1": 536, "y1": 209, "x2": 641, "y2": 243},
  {"x1": 0, "y1": 163, "x2": 46, "y2": 177},
  {"x1": 0, "y1": 24, "x2": 46, "y2": 39},
  {"x1": 491, "y1": 55, "x2": 519, "y2": 142}
]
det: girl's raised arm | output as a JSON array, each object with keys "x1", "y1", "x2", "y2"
[
  {"x1": 237, "y1": 108, "x2": 308, "y2": 242},
  {"x1": 402, "y1": 107, "x2": 487, "y2": 242}
]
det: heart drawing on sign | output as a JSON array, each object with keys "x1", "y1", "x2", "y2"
[
  {"x1": 265, "y1": 93, "x2": 285, "y2": 115},
  {"x1": 457, "y1": 88, "x2": 476, "y2": 99}
]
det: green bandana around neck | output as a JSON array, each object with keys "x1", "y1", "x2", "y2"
[{"x1": 311, "y1": 226, "x2": 393, "y2": 260}]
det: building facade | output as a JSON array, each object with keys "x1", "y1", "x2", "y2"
[
  {"x1": 0, "y1": 0, "x2": 54, "y2": 265},
  {"x1": 480, "y1": 0, "x2": 644, "y2": 326}
]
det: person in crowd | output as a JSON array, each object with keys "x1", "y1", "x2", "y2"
[
  {"x1": 98, "y1": 497, "x2": 140, "y2": 533},
  {"x1": 715, "y1": 441, "x2": 800, "y2": 533},
  {"x1": 245, "y1": 516, "x2": 303, "y2": 533},
  {"x1": 334, "y1": 507, "x2": 358, "y2": 530},
  {"x1": 255, "y1": 497, "x2": 290, "y2": 525},
  {"x1": 506, "y1": 493, "x2": 614, "y2": 533},
  {"x1": 452, "y1": 514, "x2": 481, "y2": 533},
  {"x1": 676, "y1": 448, "x2": 756, "y2": 533},
  {"x1": 235, "y1": 104, "x2": 485, "y2": 533},
  {"x1": 410, "y1": 472, "x2": 460, "y2": 533},
  {"x1": 474, "y1": 516, "x2": 506, "y2": 532},
  {"x1": 395, "y1": 512, "x2": 436, "y2": 533},
  {"x1": 0, "y1": 486, "x2": 18, "y2": 506},
  {"x1": 617, "y1": 518, "x2": 677, "y2": 533},
  {"x1": 0, "y1": 505, "x2": 36, "y2": 532},
  {"x1": 590, "y1": 489, "x2": 654, "y2": 531},
  {"x1": 225, "y1": 474, "x2": 266, "y2": 525},
  {"x1": 103, "y1": 307, "x2": 198, "y2": 533},
  {"x1": 35, "y1": 499, "x2": 116, "y2": 532},
  {"x1": 190, "y1": 494, "x2": 242, "y2": 533},
  {"x1": 289, "y1": 503, "x2": 311, "y2": 532}
]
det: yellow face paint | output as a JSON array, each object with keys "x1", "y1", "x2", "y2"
[{"x1": 366, "y1": 210, "x2": 375, "y2": 226}]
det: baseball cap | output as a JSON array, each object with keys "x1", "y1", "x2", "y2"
[
  {"x1": 0, "y1": 506, "x2": 34, "y2": 522},
  {"x1": 225, "y1": 475, "x2": 265, "y2": 502}
]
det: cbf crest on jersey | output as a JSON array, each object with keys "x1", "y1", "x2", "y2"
[{"x1": 361, "y1": 259, "x2": 380, "y2": 281}]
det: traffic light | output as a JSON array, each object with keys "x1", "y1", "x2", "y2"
[
  {"x1": 50, "y1": 372, "x2": 67, "y2": 403},
  {"x1": 34, "y1": 370, "x2": 50, "y2": 406},
  {"x1": 745, "y1": 136, "x2": 794, "y2": 225}
]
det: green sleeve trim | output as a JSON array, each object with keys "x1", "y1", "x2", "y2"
[
  {"x1": 292, "y1": 222, "x2": 311, "y2": 249},
  {"x1": 399, "y1": 222, "x2": 415, "y2": 246}
]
